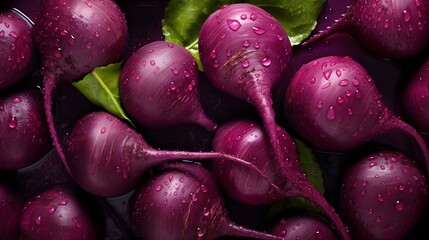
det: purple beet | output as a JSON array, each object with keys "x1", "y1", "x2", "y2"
[
  {"x1": 211, "y1": 119, "x2": 350, "y2": 240},
  {"x1": 269, "y1": 214, "x2": 338, "y2": 240},
  {"x1": 339, "y1": 151, "x2": 428, "y2": 240},
  {"x1": 120, "y1": 41, "x2": 216, "y2": 131},
  {"x1": 19, "y1": 186, "x2": 105, "y2": 240},
  {"x1": 0, "y1": 8, "x2": 36, "y2": 92},
  {"x1": 199, "y1": 3, "x2": 292, "y2": 170},
  {"x1": 284, "y1": 56, "x2": 429, "y2": 175},
  {"x1": 0, "y1": 87, "x2": 51, "y2": 170},
  {"x1": 130, "y1": 162, "x2": 283, "y2": 240},
  {"x1": 401, "y1": 55, "x2": 429, "y2": 133},
  {"x1": 303, "y1": 0, "x2": 429, "y2": 59},
  {"x1": 32, "y1": 0, "x2": 128, "y2": 172},
  {"x1": 65, "y1": 111, "x2": 271, "y2": 197}
]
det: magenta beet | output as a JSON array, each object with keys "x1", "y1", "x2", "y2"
[
  {"x1": 0, "y1": 9, "x2": 36, "y2": 92},
  {"x1": 65, "y1": 111, "x2": 268, "y2": 197},
  {"x1": 304, "y1": 0, "x2": 429, "y2": 59},
  {"x1": 270, "y1": 214, "x2": 338, "y2": 240},
  {"x1": 401, "y1": 55, "x2": 429, "y2": 133},
  {"x1": 0, "y1": 87, "x2": 51, "y2": 170},
  {"x1": 20, "y1": 186, "x2": 104, "y2": 240},
  {"x1": 33, "y1": 0, "x2": 128, "y2": 172},
  {"x1": 199, "y1": 3, "x2": 292, "y2": 171},
  {"x1": 131, "y1": 162, "x2": 283, "y2": 240},
  {"x1": 120, "y1": 41, "x2": 216, "y2": 131},
  {"x1": 339, "y1": 151, "x2": 428, "y2": 240},
  {"x1": 284, "y1": 56, "x2": 429, "y2": 175},
  {"x1": 211, "y1": 119, "x2": 350, "y2": 240}
]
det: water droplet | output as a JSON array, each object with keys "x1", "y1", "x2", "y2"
[
  {"x1": 403, "y1": 8, "x2": 412, "y2": 22},
  {"x1": 326, "y1": 107, "x2": 335, "y2": 120},
  {"x1": 8, "y1": 31, "x2": 17, "y2": 38},
  {"x1": 250, "y1": 14, "x2": 257, "y2": 21},
  {"x1": 58, "y1": 200, "x2": 68, "y2": 205},
  {"x1": 171, "y1": 67, "x2": 178, "y2": 75},
  {"x1": 150, "y1": 60, "x2": 156, "y2": 66},
  {"x1": 8, "y1": 116, "x2": 17, "y2": 129},
  {"x1": 252, "y1": 26, "x2": 266, "y2": 35},
  {"x1": 48, "y1": 206, "x2": 57, "y2": 214},
  {"x1": 384, "y1": 19, "x2": 390, "y2": 28},
  {"x1": 86, "y1": 42, "x2": 92, "y2": 49},
  {"x1": 12, "y1": 97, "x2": 22, "y2": 103},
  {"x1": 337, "y1": 96, "x2": 344, "y2": 104},
  {"x1": 203, "y1": 208, "x2": 210, "y2": 217},
  {"x1": 201, "y1": 185, "x2": 207, "y2": 193},
  {"x1": 227, "y1": 19, "x2": 241, "y2": 31},
  {"x1": 355, "y1": 89, "x2": 362, "y2": 99},
  {"x1": 68, "y1": 35, "x2": 75, "y2": 46},
  {"x1": 169, "y1": 82, "x2": 177, "y2": 91},
  {"x1": 184, "y1": 70, "x2": 191, "y2": 78},
  {"x1": 54, "y1": 48, "x2": 62, "y2": 58},
  {"x1": 35, "y1": 216, "x2": 41, "y2": 225},
  {"x1": 401, "y1": 167, "x2": 409, "y2": 174},
  {"x1": 0, "y1": 30, "x2": 4, "y2": 37},
  {"x1": 321, "y1": 82, "x2": 331, "y2": 89},
  {"x1": 226, "y1": 49, "x2": 232, "y2": 57},
  {"x1": 242, "y1": 60, "x2": 249, "y2": 68},
  {"x1": 418, "y1": 21, "x2": 424, "y2": 30},
  {"x1": 243, "y1": 40, "x2": 250, "y2": 47},
  {"x1": 369, "y1": 162, "x2": 378, "y2": 168},
  {"x1": 335, "y1": 69, "x2": 342, "y2": 77},
  {"x1": 317, "y1": 100, "x2": 323, "y2": 109},
  {"x1": 95, "y1": 31, "x2": 100, "y2": 38},
  {"x1": 100, "y1": 127, "x2": 106, "y2": 134},
  {"x1": 310, "y1": 77, "x2": 316, "y2": 83},
  {"x1": 315, "y1": 230, "x2": 324, "y2": 239},
  {"x1": 181, "y1": 197, "x2": 187, "y2": 204},
  {"x1": 197, "y1": 228, "x2": 205, "y2": 237},
  {"x1": 253, "y1": 42, "x2": 260, "y2": 49},
  {"x1": 261, "y1": 57, "x2": 271, "y2": 67},
  {"x1": 323, "y1": 70, "x2": 332, "y2": 80},
  {"x1": 375, "y1": 216, "x2": 382, "y2": 223},
  {"x1": 368, "y1": 208, "x2": 374, "y2": 215},
  {"x1": 240, "y1": 14, "x2": 247, "y2": 20},
  {"x1": 0, "y1": 106, "x2": 4, "y2": 111},
  {"x1": 415, "y1": 0, "x2": 422, "y2": 7},
  {"x1": 277, "y1": 34, "x2": 284, "y2": 41},
  {"x1": 377, "y1": 194, "x2": 384, "y2": 202},
  {"x1": 395, "y1": 200, "x2": 404, "y2": 211}
]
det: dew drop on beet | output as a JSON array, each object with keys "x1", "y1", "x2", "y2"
[
  {"x1": 261, "y1": 57, "x2": 271, "y2": 66},
  {"x1": 352, "y1": 78, "x2": 360, "y2": 86},
  {"x1": 369, "y1": 162, "x2": 378, "y2": 168},
  {"x1": 35, "y1": 216, "x2": 41, "y2": 225},
  {"x1": 337, "y1": 96, "x2": 344, "y2": 104},
  {"x1": 375, "y1": 216, "x2": 382, "y2": 223},
  {"x1": 403, "y1": 8, "x2": 412, "y2": 22},
  {"x1": 415, "y1": 0, "x2": 422, "y2": 7},
  {"x1": 377, "y1": 194, "x2": 384, "y2": 202},
  {"x1": 8, "y1": 115, "x2": 17, "y2": 129},
  {"x1": 150, "y1": 60, "x2": 156, "y2": 66},
  {"x1": 317, "y1": 100, "x2": 323, "y2": 109},
  {"x1": 171, "y1": 67, "x2": 178, "y2": 75},
  {"x1": 323, "y1": 70, "x2": 332, "y2": 80},
  {"x1": 254, "y1": 42, "x2": 260, "y2": 49},
  {"x1": 326, "y1": 107, "x2": 335, "y2": 120},
  {"x1": 347, "y1": 108, "x2": 353, "y2": 115},
  {"x1": 243, "y1": 40, "x2": 250, "y2": 47},
  {"x1": 368, "y1": 208, "x2": 374, "y2": 215},
  {"x1": 250, "y1": 13, "x2": 257, "y2": 21},
  {"x1": 169, "y1": 82, "x2": 176, "y2": 91},
  {"x1": 0, "y1": 30, "x2": 4, "y2": 37},
  {"x1": 48, "y1": 206, "x2": 57, "y2": 214},
  {"x1": 8, "y1": 31, "x2": 17, "y2": 38},
  {"x1": 395, "y1": 200, "x2": 404, "y2": 211},
  {"x1": 384, "y1": 19, "x2": 390, "y2": 28},
  {"x1": 203, "y1": 208, "x2": 210, "y2": 217},
  {"x1": 315, "y1": 230, "x2": 324, "y2": 239},
  {"x1": 100, "y1": 127, "x2": 106, "y2": 134},
  {"x1": 321, "y1": 82, "x2": 331, "y2": 89},
  {"x1": 240, "y1": 14, "x2": 247, "y2": 20},
  {"x1": 277, "y1": 34, "x2": 284, "y2": 41},
  {"x1": 252, "y1": 26, "x2": 266, "y2": 35},
  {"x1": 242, "y1": 60, "x2": 250, "y2": 68},
  {"x1": 227, "y1": 19, "x2": 241, "y2": 31},
  {"x1": 12, "y1": 97, "x2": 22, "y2": 103}
]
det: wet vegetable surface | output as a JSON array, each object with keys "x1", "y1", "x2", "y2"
[{"x1": 1, "y1": 0, "x2": 429, "y2": 239}]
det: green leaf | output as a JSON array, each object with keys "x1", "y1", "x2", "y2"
[
  {"x1": 72, "y1": 62, "x2": 133, "y2": 125},
  {"x1": 162, "y1": 0, "x2": 325, "y2": 69},
  {"x1": 267, "y1": 139, "x2": 325, "y2": 217}
]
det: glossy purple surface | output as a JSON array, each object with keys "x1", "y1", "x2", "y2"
[{"x1": 1, "y1": 0, "x2": 428, "y2": 239}]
